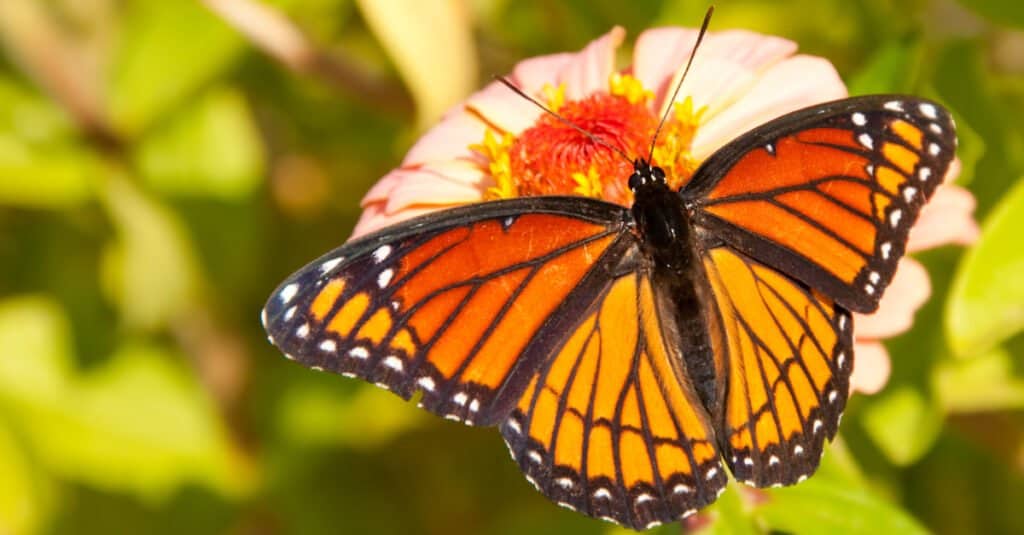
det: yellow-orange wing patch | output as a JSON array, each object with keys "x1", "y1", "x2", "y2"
[
  {"x1": 684, "y1": 96, "x2": 956, "y2": 313},
  {"x1": 501, "y1": 271, "x2": 727, "y2": 530},
  {"x1": 702, "y1": 246, "x2": 853, "y2": 488},
  {"x1": 262, "y1": 198, "x2": 634, "y2": 426}
]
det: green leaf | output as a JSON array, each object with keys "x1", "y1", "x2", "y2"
[
  {"x1": 946, "y1": 176, "x2": 1024, "y2": 357},
  {"x1": 693, "y1": 484, "x2": 759, "y2": 535},
  {"x1": 0, "y1": 77, "x2": 97, "y2": 207},
  {"x1": 860, "y1": 386, "x2": 943, "y2": 465},
  {"x1": 135, "y1": 86, "x2": 264, "y2": 199},
  {"x1": 108, "y1": 0, "x2": 245, "y2": 135},
  {"x1": 847, "y1": 40, "x2": 921, "y2": 95},
  {"x1": 933, "y1": 346, "x2": 1024, "y2": 412},
  {"x1": 25, "y1": 343, "x2": 254, "y2": 501},
  {"x1": 755, "y1": 474, "x2": 928, "y2": 535},
  {"x1": 0, "y1": 421, "x2": 51, "y2": 535},
  {"x1": 955, "y1": 0, "x2": 1024, "y2": 28},
  {"x1": 0, "y1": 296, "x2": 72, "y2": 406},
  {"x1": 98, "y1": 174, "x2": 201, "y2": 330}
]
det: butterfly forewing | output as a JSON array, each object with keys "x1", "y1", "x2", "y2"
[
  {"x1": 262, "y1": 197, "x2": 633, "y2": 426},
  {"x1": 685, "y1": 95, "x2": 957, "y2": 313},
  {"x1": 502, "y1": 266, "x2": 727, "y2": 530}
]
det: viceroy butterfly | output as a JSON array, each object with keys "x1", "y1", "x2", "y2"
[{"x1": 261, "y1": 13, "x2": 956, "y2": 531}]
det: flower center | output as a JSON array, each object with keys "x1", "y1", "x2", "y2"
[{"x1": 475, "y1": 75, "x2": 704, "y2": 206}]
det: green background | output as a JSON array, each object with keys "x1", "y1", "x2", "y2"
[{"x1": 1, "y1": 0, "x2": 1023, "y2": 534}]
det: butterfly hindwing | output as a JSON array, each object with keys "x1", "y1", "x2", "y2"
[
  {"x1": 501, "y1": 265, "x2": 728, "y2": 530},
  {"x1": 702, "y1": 246, "x2": 853, "y2": 487},
  {"x1": 262, "y1": 197, "x2": 634, "y2": 426},
  {"x1": 685, "y1": 95, "x2": 956, "y2": 313}
]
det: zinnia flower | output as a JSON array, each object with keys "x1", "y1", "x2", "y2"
[{"x1": 351, "y1": 26, "x2": 979, "y2": 395}]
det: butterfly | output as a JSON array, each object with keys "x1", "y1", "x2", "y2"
[{"x1": 261, "y1": 90, "x2": 956, "y2": 529}]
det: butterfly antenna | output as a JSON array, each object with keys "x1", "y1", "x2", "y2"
[
  {"x1": 495, "y1": 77, "x2": 633, "y2": 165},
  {"x1": 648, "y1": 6, "x2": 714, "y2": 163}
]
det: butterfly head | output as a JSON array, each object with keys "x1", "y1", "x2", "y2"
[{"x1": 628, "y1": 159, "x2": 668, "y2": 192}]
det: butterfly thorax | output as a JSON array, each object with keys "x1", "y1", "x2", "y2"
[{"x1": 629, "y1": 159, "x2": 721, "y2": 415}]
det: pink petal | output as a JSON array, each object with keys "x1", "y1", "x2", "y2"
[
  {"x1": 853, "y1": 257, "x2": 931, "y2": 339},
  {"x1": 850, "y1": 340, "x2": 891, "y2": 395},
  {"x1": 383, "y1": 162, "x2": 487, "y2": 213},
  {"x1": 691, "y1": 55, "x2": 846, "y2": 159},
  {"x1": 351, "y1": 203, "x2": 444, "y2": 239},
  {"x1": 632, "y1": 27, "x2": 700, "y2": 104},
  {"x1": 558, "y1": 26, "x2": 626, "y2": 100},
  {"x1": 402, "y1": 108, "x2": 490, "y2": 166},
  {"x1": 512, "y1": 52, "x2": 575, "y2": 94},
  {"x1": 466, "y1": 79, "x2": 544, "y2": 135},
  {"x1": 908, "y1": 183, "x2": 980, "y2": 252}
]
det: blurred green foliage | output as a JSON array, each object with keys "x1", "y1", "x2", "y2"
[{"x1": 0, "y1": 0, "x2": 1022, "y2": 534}]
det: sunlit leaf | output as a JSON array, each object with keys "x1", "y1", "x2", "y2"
[
  {"x1": 109, "y1": 0, "x2": 245, "y2": 135},
  {"x1": 0, "y1": 296, "x2": 72, "y2": 406},
  {"x1": 946, "y1": 176, "x2": 1024, "y2": 357},
  {"x1": 955, "y1": 0, "x2": 1024, "y2": 28},
  {"x1": 934, "y1": 346, "x2": 1024, "y2": 412},
  {"x1": 0, "y1": 421, "x2": 51, "y2": 535},
  {"x1": 25, "y1": 343, "x2": 254, "y2": 501},
  {"x1": 136, "y1": 86, "x2": 264, "y2": 199},
  {"x1": 355, "y1": 0, "x2": 477, "y2": 129},
  {"x1": 860, "y1": 386, "x2": 943, "y2": 465},
  {"x1": 847, "y1": 40, "x2": 921, "y2": 95},
  {"x1": 98, "y1": 174, "x2": 201, "y2": 330},
  {"x1": 277, "y1": 380, "x2": 427, "y2": 448},
  {"x1": 692, "y1": 484, "x2": 759, "y2": 535}
]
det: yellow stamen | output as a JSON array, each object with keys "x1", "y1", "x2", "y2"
[
  {"x1": 609, "y1": 73, "x2": 653, "y2": 105},
  {"x1": 651, "y1": 97, "x2": 707, "y2": 190},
  {"x1": 571, "y1": 166, "x2": 603, "y2": 198},
  {"x1": 542, "y1": 83, "x2": 566, "y2": 113},
  {"x1": 471, "y1": 130, "x2": 518, "y2": 199}
]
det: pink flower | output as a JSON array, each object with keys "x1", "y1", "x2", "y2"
[{"x1": 351, "y1": 26, "x2": 979, "y2": 395}]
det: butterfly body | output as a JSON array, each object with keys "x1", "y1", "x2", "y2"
[{"x1": 263, "y1": 95, "x2": 956, "y2": 529}]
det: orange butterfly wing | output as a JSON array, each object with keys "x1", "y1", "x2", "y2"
[
  {"x1": 702, "y1": 246, "x2": 852, "y2": 487},
  {"x1": 501, "y1": 267, "x2": 727, "y2": 529},
  {"x1": 685, "y1": 96, "x2": 956, "y2": 312},
  {"x1": 262, "y1": 198, "x2": 635, "y2": 425}
]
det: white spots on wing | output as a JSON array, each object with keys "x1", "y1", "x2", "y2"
[
  {"x1": 852, "y1": 112, "x2": 867, "y2": 126},
  {"x1": 507, "y1": 418, "x2": 522, "y2": 434},
  {"x1": 813, "y1": 419, "x2": 824, "y2": 433},
  {"x1": 764, "y1": 142, "x2": 776, "y2": 155},
  {"x1": 798, "y1": 474, "x2": 809, "y2": 483},
  {"x1": 377, "y1": 268, "x2": 394, "y2": 288},
  {"x1": 311, "y1": 365, "x2": 324, "y2": 372},
  {"x1": 283, "y1": 305, "x2": 297, "y2": 321},
  {"x1": 716, "y1": 487, "x2": 726, "y2": 498},
  {"x1": 557, "y1": 501, "x2": 576, "y2": 512},
  {"x1": 502, "y1": 216, "x2": 516, "y2": 228},
  {"x1": 279, "y1": 282, "x2": 300, "y2": 304},
  {"x1": 296, "y1": 323, "x2": 310, "y2": 338},
  {"x1": 599, "y1": 515, "x2": 617, "y2": 523},
  {"x1": 769, "y1": 455, "x2": 780, "y2": 466},
  {"x1": 706, "y1": 467, "x2": 718, "y2": 480},
  {"x1": 928, "y1": 142, "x2": 941, "y2": 156},
  {"x1": 319, "y1": 257, "x2": 343, "y2": 273},
  {"x1": 794, "y1": 445, "x2": 804, "y2": 456},
  {"x1": 673, "y1": 483, "x2": 691, "y2": 494},
  {"x1": 528, "y1": 450, "x2": 542, "y2": 464},
  {"x1": 918, "y1": 166, "x2": 932, "y2": 182},
  {"x1": 417, "y1": 376, "x2": 436, "y2": 392},
  {"x1": 556, "y1": 477, "x2": 573, "y2": 489},
  {"x1": 903, "y1": 186, "x2": 918, "y2": 202},
  {"x1": 838, "y1": 351, "x2": 847, "y2": 368},
  {"x1": 889, "y1": 208, "x2": 903, "y2": 227},
  {"x1": 865, "y1": 163, "x2": 875, "y2": 176},
  {"x1": 635, "y1": 493, "x2": 654, "y2": 505},
  {"x1": 469, "y1": 399, "x2": 480, "y2": 413},
  {"x1": 868, "y1": 271, "x2": 881, "y2": 284},
  {"x1": 743, "y1": 457, "x2": 754, "y2": 467},
  {"x1": 681, "y1": 509, "x2": 697, "y2": 519},
  {"x1": 319, "y1": 340, "x2": 336, "y2": 352},
  {"x1": 930, "y1": 123, "x2": 943, "y2": 135},
  {"x1": 453, "y1": 392, "x2": 468, "y2": 406},
  {"x1": 444, "y1": 414, "x2": 460, "y2": 422},
  {"x1": 645, "y1": 521, "x2": 662, "y2": 530},
  {"x1": 260, "y1": 307, "x2": 268, "y2": 328},
  {"x1": 884, "y1": 100, "x2": 904, "y2": 112},
  {"x1": 857, "y1": 133, "x2": 874, "y2": 149},
  {"x1": 865, "y1": 283, "x2": 876, "y2": 296},
  {"x1": 525, "y1": 474, "x2": 539, "y2": 489},
  {"x1": 375, "y1": 382, "x2": 391, "y2": 391},
  {"x1": 838, "y1": 314, "x2": 848, "y2": 330},
  {"x1": 341, "y1": 372, "x2": 356, "y2": 378},
  {"x1": 284, "y1": 353, "x2": 296, "y2": 361},
  {"x1": 828, "y1": 389, "x2": 839, "y2": 403},
  {"x1": 349, "y1": 346, "x2": 369, "y2": 359},
  {"x1": 771, "y1": 483, "x2": 784, "y2": 489},
  {"x1": 593, "y1": 488, "x2": 612, "y2": 500},
  {"x1": 372, "y1": 245, "x2": 392, "y2": 263},
  {"x1": 919, "y1": 102, "x2": 938, "y2": 119},
  {"x1": 383, "y1": 356, "x2": 404, "y2": 372},
  {"x1": 880, "y1": 241, "x2": 893, "y2": 260}
]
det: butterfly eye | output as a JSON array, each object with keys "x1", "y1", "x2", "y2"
[
  {"x1": 652, "y1": 166, "x2": 666, "y2": 183},
  {"x1": 628, "y1": 171, "x2": 645, "y2": 191}
]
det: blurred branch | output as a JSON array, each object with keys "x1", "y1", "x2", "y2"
[
  {"x1": 202, "y1": 0, "x2": 414, "y2": 115},
  {"x1": 0, "y1": 0, "x2": 120, "y2": 149}
]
